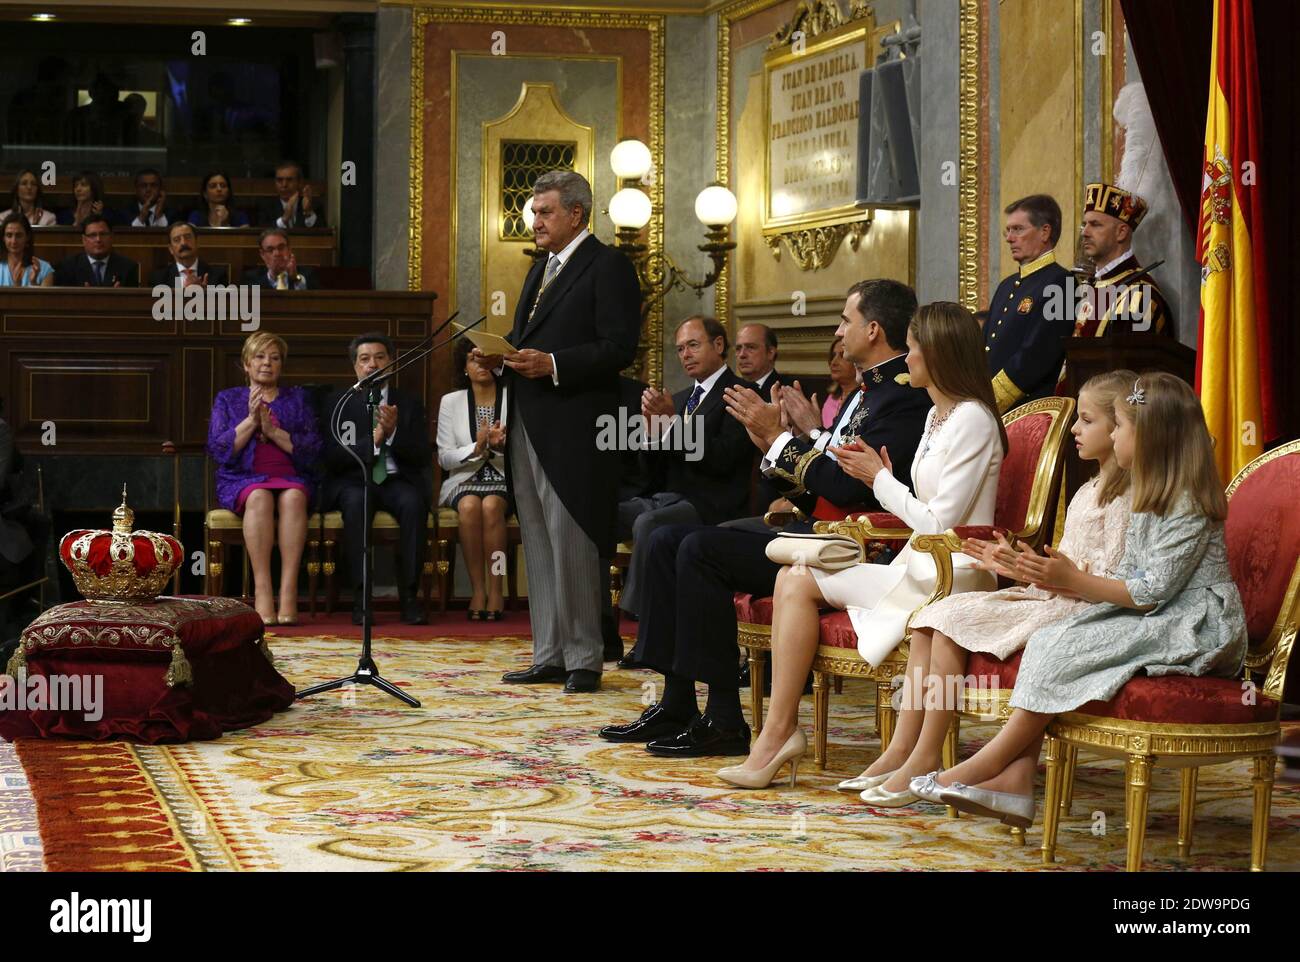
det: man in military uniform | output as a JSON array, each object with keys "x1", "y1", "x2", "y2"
[
  {"x1": 1075, "y1": 181, "x2": 1173, "y2": 339},
  {"x1": 986, "y1": 194, "x2": 1075, "y2": 414},
  {"x1": 593, "y1": 279, "x2": 931, "y2": 758}
]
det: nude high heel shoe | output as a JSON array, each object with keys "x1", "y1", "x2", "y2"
[{"x1": 716, "y1": 729, "x2": 807, "y2": 789}]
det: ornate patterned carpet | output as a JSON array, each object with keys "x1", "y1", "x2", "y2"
[{"x1": 9, "y1": 632, "x2": 1300, "y2": 871}]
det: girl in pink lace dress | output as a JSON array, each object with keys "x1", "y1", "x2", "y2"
[{"x1": 850, "y1": 370, "x2": 1135, "y2": 804}]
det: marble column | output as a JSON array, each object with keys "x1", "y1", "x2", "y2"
[
  {"x1": 374, "y1": 7, "x2": 413, "y2": 290},
  {"x1": 917, "y1": 0, "x2": 960, "y2": 303},
  {"x1": 336, "y1": 13, "x2": 376, "y2": 274}
]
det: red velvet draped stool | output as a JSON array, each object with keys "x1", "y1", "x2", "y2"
[{"x1": 1041, "y1": 438, "x2": 1300, "y2": 871}]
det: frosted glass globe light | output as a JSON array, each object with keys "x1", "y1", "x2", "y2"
[
  {"x1": 695, "y1": 184, "x2": 738, "y2": 227},
  {"x1": 610, "y1": 139, "x2": 653, "y2": 180},
  {"x1": 521, "y1": 196, "x2": 534, "y2": 229},
  {"x1": 608, "y1": 188, "x2": 653, "y2": 230}
]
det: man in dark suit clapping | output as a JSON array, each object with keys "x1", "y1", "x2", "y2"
[
  {"x1": 616, "y1": 315, "x2": 754, "y2": 619},
  {"x1": 321, "y1": 334, "x2": 431, "y2": 626},
  {"x1": 241, "y1": 229, "x2": 319, "y2": 290},
  {"x1": 148, "y1": 222, "x2": 229, "y2": 287},
  {"x1": 54, "y1": 216, "x2": 139, "y2": 287},
  {"x1": 473, "y1": 169, "x2": 640, "y2": 694}
]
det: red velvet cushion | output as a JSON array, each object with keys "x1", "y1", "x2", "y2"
[
  {"x1": 734, "y1": 593, "x2": 773, "y2": 625},
  {"x1": 819, "y1": 610, "x2": 857, "y2": 649},
  {"x1": 967, "y1": 650, "x2": 1021, "y2": 689},
  {"x1": 0, "y1": 597, "x2": 294, "y2": 743},
  {"x1": 1073, "y1": 674, "x2": 1278, "y2": 725},
  {"x1": 1225, "y1": 452, "x2": 1300, "y2": 645},
  {"x1": 997, "y1": 412, "x2": 1052, "y2": 532},
  {"x1": 861, "y1": 512, "x2": 907, "y2": 530}
]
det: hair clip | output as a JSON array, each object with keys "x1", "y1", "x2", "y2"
[{"x1": 1126, "y1": 379, "x2": 1146, "y2": 405}]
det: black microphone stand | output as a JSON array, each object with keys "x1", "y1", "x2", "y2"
[{"x1": 296, "y1": 316, "x2": 486, "y2": 707}]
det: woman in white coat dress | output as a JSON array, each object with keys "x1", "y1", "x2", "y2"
[
  {"x1": 718, "y1": 302, "x2": 1005, "y2": 791},
  {"x1": 437, "y1": 339, "x2": 510, "y2": 620}
]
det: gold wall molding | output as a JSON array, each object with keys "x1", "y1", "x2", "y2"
[
  {"x1": 764, "y1": 220, "x2": 866, "y2": 271},
  {"x1": 408, "y1": 4, "x2": 666, "y2": 384},
  {"x1": 957, "y1": 0, "x2": 980, "y2": 313},
  {"x1": 1100, "y1": 0, "x2": 1114, "y2": 183}
]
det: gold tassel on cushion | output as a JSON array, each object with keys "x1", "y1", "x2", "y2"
[
  {"x1": 5, "y1": 644, "x2": 26, "y2": 677},
  {"x1": 165, "y1": 643, "x2": 193, "y2": 688},
  {"x1": 259, "y1": 637, "x2": 276, "y2": 666}
]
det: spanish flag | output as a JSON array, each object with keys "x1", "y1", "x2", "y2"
[{"x1": 1195, "y1": 0, "x2": 1276, "y2": 482}]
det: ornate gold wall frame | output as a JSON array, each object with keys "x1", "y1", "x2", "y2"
[
  {"x1": 761, "y1": 10, "x2": 875, "y2": 268},
  {"x1": 957, "y1": 0, "x2": 980, "y2": 313},
  {"x1": 408, "y1": 5, "x2": 666, "y2": 386}
]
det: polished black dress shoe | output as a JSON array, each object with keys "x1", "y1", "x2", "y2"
[
  {"x1": 501, "y1": 664, "x2": 567, "y2": 684},
  {"x1": 563, "y1": 669, "x2": 601, "y2": 693},
  {"x1": 645, "y1": 713, "x2": 751, "y2": 757},
  {"x1": 400, "y1": 600, "x2": 428, "y2": 625},
  {"x1": 598, "y1": 704, "x2": 695, "y2": 743},
  {"x1": 615, "y1": 651, "x2": 646, "y2": 670}
]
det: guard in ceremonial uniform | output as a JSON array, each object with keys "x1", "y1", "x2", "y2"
[
  {"x1": 986, "y1": 194, "x2": 1075, "y2": 413},
  {"x1": 1075, "y1": 182, "x2": 1173, "y2": 339}
]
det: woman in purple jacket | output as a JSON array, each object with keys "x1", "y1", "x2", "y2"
[{"x1": 207, "y1": 332, "x2": 322, "y2": 625}]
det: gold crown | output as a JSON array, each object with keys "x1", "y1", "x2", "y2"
[
  {"x1": 1084, "y1": 182, "x2": 1148, "y2": 228},
  {"x1": 59, "y1": 487, "x2": 183, "y2": 604}
]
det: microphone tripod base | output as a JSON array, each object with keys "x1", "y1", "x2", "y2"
[{"x1": 295, "y1": 654, "x2": 422, "y2": 707}]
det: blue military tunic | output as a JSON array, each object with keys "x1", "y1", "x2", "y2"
[{"x1": 985, "y1": 250, "x2": 1074, "y2": 413}]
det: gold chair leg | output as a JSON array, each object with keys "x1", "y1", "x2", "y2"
[
  {"x1": 944, "y1": 714, "x2": 960, "y2": 818},
  {"x1": 1251, "y1": 754, "x2": 1275, "y2": 872},
  {"x1": 1177, "y1": 767, "x2": 1198, "y2": 858},
  {"x1": 208, "y1": 540, "x2": 224, "y2": 597},
  {"x1": 1060, "y1": 744, "x2": 1078, "y2": 814},
  {"x1": 876, "y1": 679, "x2": 896, "y2": 753},
  {"x1": 323, "y1": 540, "x2": 337, "y2": 614},
  {"x1": 306, "y1": 539, "x2": 320, "y2": 618},
  {"x1": 437, "y1": 539, "x2": 451, "y2": 612},
  {"x1": 1125, "y1": 754, "x2": 1153, "y2": 872},
  {"x1": 812, "y1": 670, "x2": 829, "y2": 770},
  {"x1": 748, "y1": 648, "x2": 765, "y2": 735},
  {"x1": 1041, "y1": 734, "x2": 1065, "y2": 865}
]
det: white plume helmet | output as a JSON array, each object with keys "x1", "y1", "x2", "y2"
[{"x1": 1112, "y1": 81, "x2": 1160, "y2": 198}]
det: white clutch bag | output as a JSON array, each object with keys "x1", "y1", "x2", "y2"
[{"x1": 764, "y1": 533, "x2": 863, "y2": 570}]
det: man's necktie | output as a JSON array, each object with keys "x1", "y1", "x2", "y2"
[
  {"x1": 93, "y1": 261, "x2": 105, "y2": 285},
  {"x1": 371, "y1": 408, "x2": 389, "y2": 484},
  {"x1": 527, "y1": 256, "x2": 561, "y2": 323},
  {"x1": 182, "y1": 267, "x2": 193, "y2": 285},
  {"x1": 685, "y1": 384, "x2": 705, "y2": 417}
]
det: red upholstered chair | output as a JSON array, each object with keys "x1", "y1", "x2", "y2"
[
  {"x1": 1041, "y1": 439, "x2": 1300, "y2": 872},
  {"x1": 737, "y1": 396, "x2": 1075, "y2": 770}
]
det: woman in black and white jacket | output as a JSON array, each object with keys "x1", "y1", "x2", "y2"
[{"x1": 437, "y1": 339, "x2": 511, "y2": 620}]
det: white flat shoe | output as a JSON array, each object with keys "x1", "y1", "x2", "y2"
[
  {"x1": 859, "y1": 783, "x2": 919, "y2": 807},
  {"x1": 837, "y1": 769, "x2": 897, "y2": 792},
  {"x1": 908, "y1": 770, "x2": 947, "y2": 803},
  {"x1": 938, "y1": 784, "x2": 1035, "y2": 828}
]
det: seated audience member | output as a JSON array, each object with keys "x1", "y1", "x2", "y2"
[
  {"x1": 121, "y1": 168, "x2": 172, "y2": 228},
  {"x1": 733, "y1": 323, "x2": 787, "y2": 399},
  {"x1": 54, "y1": 216, "x2": 139, "y2": 287},
  {"x1": 242, "y1": 229, "x2": 320, "y2": 290},
  {"x1": 189, "y1": 170, "x2": 250, "y2": 228},
  {"x1": 257, "y1": 160, "x2": 325, "y2": 229},
  {"x1": 718, "y1": 302, "x2": 1004, "y2": 786},
  {"x1": 206, "y1": 332, "x2": 322, "y2": 626},
  {"x1": 0, "y1": 213, "x2": 54, "y2": 287},
  {"x1": 56, "y1": 171, "x2": 112, "y2": 228},
  {"x1": 604, "y1": 374, "x2": 656, "y2": 662},
  {"x1": 925, "y1": 374, "x2": 1244, "y2": 828},
  {"x1": 598, "y1": 280, "x2": 930, "y2": 755},
  {"x1": 149, "y1": 222, "x2": 230, "y2": 287},
  {"x1": 821, "y1": 335, "x2": 858, "y2": 428},
  {"x1": 3, "y1": 169, "x2": 56, "y2": 227},
  {"x1": 617, "y1": 315, "x2": 754, "y2": 619},
  {"x1": 321, "y1": 333, "x2": 431, "y2": 626},
  {"x1": 437, "y1": 339, "x2": 510, "y2": 621}
]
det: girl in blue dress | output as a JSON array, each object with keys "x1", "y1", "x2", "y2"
[{"x1": 918, "y1": 372, "x2": 1246, "y2": 827}]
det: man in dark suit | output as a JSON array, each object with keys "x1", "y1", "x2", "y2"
[
  {"x1": 617, "y1": 315, "x2": 754, "y2": 618},
  {"x1": 54, "y1": 216, "x2": 139, "y2": 287},
  {"x1": 148, "y1": 222, "x2": 229, "y2": 287},
  {"x1": 256, "y1": 160, "x2": 326, "y2": 229},
  {"x1": 472, "y1": 169, "x2": 640, "y2": 694},
  {"x1": 320, "y1": 333, "x2": 431, "y2": 626},
  {"x1": 240, "y1": 229, "x2": 320, "y2": 290},
  {"x1": 602, "y1": 374, "x2": 656, "y2": 662},
  {"x1": 734, "y1": 323, "x2": 801, "y2": 516},
  {"x1": 120, "y1": 168, "x2": 174, "y2": 227},
  {"x1": 598, "y1": 279, "x2": 931, "y2": 756}
]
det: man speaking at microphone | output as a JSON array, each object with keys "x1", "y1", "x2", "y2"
[{"x1": 473, "y1": 170, "x2": 641, "y2": 694}]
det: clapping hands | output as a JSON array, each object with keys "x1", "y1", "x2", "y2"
[{"x1": 828, "y1": 438, "x2": 892, "y2": 485}]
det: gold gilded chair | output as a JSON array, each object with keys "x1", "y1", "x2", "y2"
[
  {"x1": 738, "y1": 396, "x2": 1075, "y2": 769},
  {"x1": 318, "y1": 509, "x2": 436, "y2": 619},
  {"x1": 1040, "y1": 438, "x2": 1300, "y2": 872}
]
